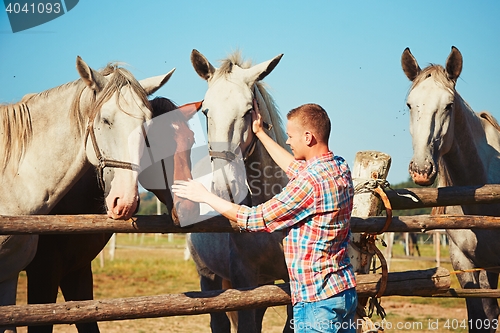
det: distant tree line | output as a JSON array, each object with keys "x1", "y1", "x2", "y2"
[
  {"x1": 389, "y1": 177, "x2": 437, "y2": 244},
  {"x1": 137, "y1": 191, "x2": 168, "y2": 215},
  {"x1": 137, "y1": 176, "x2": 433, "y2": 216},
  {"x1": 390, "y1": 177, "x2": 434, "y2": 216}
]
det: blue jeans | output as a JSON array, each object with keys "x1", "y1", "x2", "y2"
[{"x1": 291, "y1": 288, "x2": 357, "y2": 333}]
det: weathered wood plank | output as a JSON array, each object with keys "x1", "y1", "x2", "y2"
[
  {"x1": 0, "y1": 268, "x2": 449, "y2": 327},
  {"x1": 435, "y1": 288, "x2": 500, "y2": 298},
  {"x1": 350, "y1": 150, "x2": 391, "y2": 273},
  {"x1": 386, "y1": 184, "x2": 500, "y2": 210},
  {"x1": 1, "y1": 214, "x2": 500, "y2": 234}
]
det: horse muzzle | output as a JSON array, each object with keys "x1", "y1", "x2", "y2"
[{"x1": 409, "y1": 158, "x2": 437, "y2": 186}]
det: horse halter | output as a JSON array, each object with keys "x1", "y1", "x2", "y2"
[
  {"x1": 84, "y1": 97, "x2": 141, "y2": 190},
  {"x1": 205, "y1": 88, "x2": 272, "y2": 163},
  {"x1": 208, "y1": 133, "x2": 258, "y2": 162},
  {"x1": 207, "y1": 115, "x2": 273, "y2": 162}
]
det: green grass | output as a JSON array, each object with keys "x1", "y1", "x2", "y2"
[
  {"x1": 90, "y1": 234, "x2": 200, "y2": 298},
  {"x1": 113, "y1": 233, "x2": 188, "y2": 248},
  {"x1": 16, "y1": 232, "x2": 473, "y2": 333},
  {"x1": 364, "y1": 234, "x2": 469, "y2": 325}
]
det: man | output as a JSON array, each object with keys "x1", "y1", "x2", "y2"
[{"x1": 172, "y1": 102, "x2": 357, "y2": 332}]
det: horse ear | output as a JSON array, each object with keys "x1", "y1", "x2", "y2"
[
  {"x1": 445, "y1": 46, "x2": 463, "y2": 82},
  {"x1": 76, "y1": 56, "x2": 105, "y2": 91},
  {"x1": 245, "y1": 54, "x2": 284, "y2": 84},
  {"x1": 401, "y1": 47, "x2": 421, "y2": 81},
  {"x1": 178, "y1": 101, "x2": 203, "y2": 119},
  {"x1": 139, "y1": 68, "x2": 176, "y2": 96},
  {"x1": 191, "y1": 49, "x2": 215, "y2": 81}
]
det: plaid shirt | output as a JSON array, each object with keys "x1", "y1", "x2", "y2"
[{"x1": 236, "y1": 152, "x2": 356, "y2": 305}]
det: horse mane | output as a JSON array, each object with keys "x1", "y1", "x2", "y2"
[
  {"x1": 149, "y1": 96, "x2": 178, "y2": 117},
  {"x1": 1, "y1": 63, "x2": 151, "y2": 172},
  {"x1": 217, "y1": 50, "x2": 251, "y2": 78},
  {"x1": 254, "y1": 83, "x2": 288, "y2": 149},
  {"x1": 410, "y1": 64, "x2": 455, "y2": 93},
  {"x1": 0, "y1": 102, "x2": 33, "y2": 171},
  {"x1": 217, "y1": 51, "x2": 288, "y2": 150},
  {"x1": 90, "y1": 64, "x2": 152, "y2": 120}
]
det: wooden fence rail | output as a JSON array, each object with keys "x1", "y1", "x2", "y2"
[
  {"x1": 385, "y1": 184, "x2": 500, "y2": 209},
  {"x1": 0, "y1": 268, "x2": 450, "y2": 328},
  {"x1": 2, "y1": 183, "x2": 499, "y2": 327},
  {"x1": 1, "y1": 213, "x2": 500, "y2": 235},
  {"x1": 2, "y1": 184, "x2": 499, "y2": 235}
]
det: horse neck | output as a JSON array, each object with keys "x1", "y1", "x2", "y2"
[
  {"x1": 440, "y1": 93, "x2": 489, "y2": 187},
  {"x1": 245, "y1": 139, "x2": 288, "y2": 205},
  {"x1": 0, "y1": 83, "x2": 91, "y2": 214},
  {"x1": 438, "y1": 96, "x2": 500, "y2": 216},
  {"x1": 245, "y1": 84, "x2": 289, "y2": 205}
]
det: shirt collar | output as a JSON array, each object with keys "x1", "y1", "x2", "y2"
[{"x1": 306, "y1": 151, "x2": 334, "y2": 166}]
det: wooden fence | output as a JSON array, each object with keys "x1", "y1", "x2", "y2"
[
  {"x1": 0, "y1": 268, "x2": 450, "y2": 327},
  {"x1": 1, "y1": 184, "x2": 499, "y2": 235},
  {"x1": 1, "y1": 183, "x2": 500, "y2": 327}
]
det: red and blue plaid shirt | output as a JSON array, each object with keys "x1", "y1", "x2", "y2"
[{"x1": 236, "y1": 152, "x2": 356, "y2": 304}]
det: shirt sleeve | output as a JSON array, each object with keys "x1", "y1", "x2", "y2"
[
  {"x1": 236, "y1": 171, "x2": 316, "y2": 232},
  {"x1": 286, "y1": 159, "x2": 302, "y2": 180}
]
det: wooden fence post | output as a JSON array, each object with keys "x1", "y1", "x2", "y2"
[
  {"x1": 350, "y1": 151, "x2": 391, "y2": 332},
  {"x1": 108, "y1": 233, "x2": 116, "y2": 261},
  {"x1": 350, "y1": 151, "x2": 391, "y2": 273}
]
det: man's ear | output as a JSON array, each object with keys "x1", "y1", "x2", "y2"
[
  {"x1": 304, "y1": 131, "x2": 313, "y2": 145},
  {"x1": 305, "y1": 131, "x2": 319, "y2": 147}
]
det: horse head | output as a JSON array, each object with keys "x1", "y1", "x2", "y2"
[
  {"x1": 191, "y1": 49, "x2": 283, "y2": 204},
  {"x1": 401, "y1": 46, "x2": 463, "y2": 186},
  {"x1": 76, "y1": 56, "x2": 174, "y2": 219},
  {"x1": 138, "y1": 98, "x2": 201, "y2": 225}
]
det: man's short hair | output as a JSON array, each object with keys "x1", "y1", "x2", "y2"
[{"x1": 287, "y1": 103, "x2": 331, "y2": 143}]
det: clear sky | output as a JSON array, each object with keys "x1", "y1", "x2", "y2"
[{"x1": 1, "y1": 0, "x2": 499, "y2": 185}]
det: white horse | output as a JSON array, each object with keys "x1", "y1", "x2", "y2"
[
  {"x1": 402, "y1": 46, "x2": 500, "y2": 332},
  {"x1": 0, "y1": 57, "x2": 173, "y2": 333},
  {"x1": 188, "y1": 50, "x2": 292, "y2": 333}
]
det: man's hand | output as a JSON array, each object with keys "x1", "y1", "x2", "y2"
[
  {"x1": 172, "y1": 179, "x2": 210, "y2": 203},
  {"x1": 251, "y1": 98, "x2": 264, "y2": 135},
  {"x1": 172, "y1": 179, "x2": 241, "y2": 221}
]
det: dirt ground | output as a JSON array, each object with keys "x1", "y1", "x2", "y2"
[
  {"x1": 13, "y1": 300, "x2": 468, "y2": 333},
  {"x1": 14, "y1": 237, "x2": 473, "y2": 333}
]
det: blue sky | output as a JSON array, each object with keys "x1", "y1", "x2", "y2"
[{"x1": 1, "y1": 1, "x2": 499, "y2": 185}]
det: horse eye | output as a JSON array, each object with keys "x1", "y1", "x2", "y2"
[
  {"x1": 244, "y1": 108, "x2": 253, "y2": 117},
  {"x1": 406, "y1": 103, "x2": 412, "y2": 110},
  {"x1": 445, "y1": 103, "x2": 453, "y2": 112},
  {"x1": 103, "y1": 118, "x2": 111, "y2": 126}
]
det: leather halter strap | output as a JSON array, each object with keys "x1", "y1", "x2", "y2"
[
  {"x1": 207, "y1": 86, "x2": 270, "y2": 162},
  {"x1": 84, "y1": 92, "x2": 141, "y2": 190},
  {"x1": 208, "y1": 134, "x2": 258, "y2": 162}
]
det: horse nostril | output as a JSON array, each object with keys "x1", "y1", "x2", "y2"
[{"x1": 113, "y1": 197, "x2": 119, "y2": 210}]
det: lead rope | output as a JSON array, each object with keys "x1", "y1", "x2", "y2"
[{"x1": 354, "y1": 179, "x2": 393, "y2": 331}]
